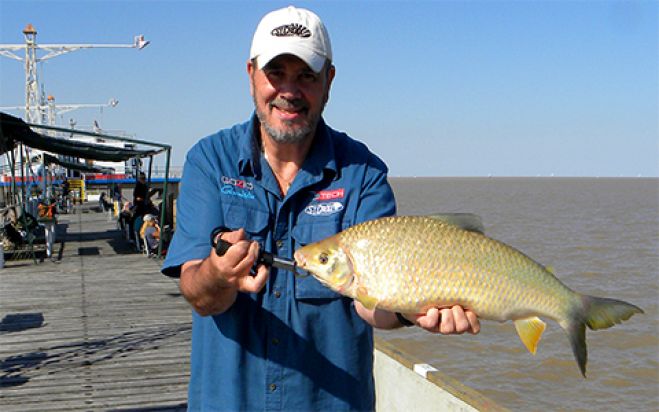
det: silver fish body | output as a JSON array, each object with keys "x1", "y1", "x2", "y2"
[{"x1": 294, "y1": 215, "x2": 643, "y2": 377}]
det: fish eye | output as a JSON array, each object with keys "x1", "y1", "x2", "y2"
[{"x1": 318, "y1": 252, "x2": 329, "y2": 265}]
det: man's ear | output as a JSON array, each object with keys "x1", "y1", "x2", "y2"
[
  {"x1": 324, "y1": 64, "x2": 336, "y2": 104},
  {"x1": 247, "y1": 59, "x2": 255, "y2": 96}
]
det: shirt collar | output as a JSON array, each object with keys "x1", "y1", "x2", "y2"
[
  {"x1": 237, "y1": 113, "x2": 338, "y2": 181},
  {"x1": 302, "y1": 117, "x2": 338, "y2": 181},
  {"x1": 237, "y1": 114, "x2": 262, "y2": 178}
]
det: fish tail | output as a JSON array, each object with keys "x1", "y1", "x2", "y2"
[
  {"x1": 564, "y1": 295, "x2": 644, "y2": 378},
  {"x1": 582, "y1": 295, "x2": 644, "y2": 331}
]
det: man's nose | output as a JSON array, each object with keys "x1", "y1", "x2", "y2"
[{"x1": 277, "y1": 77, "x2": 302, "y2": 98}]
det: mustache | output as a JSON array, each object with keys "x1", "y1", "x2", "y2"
[{"x1": 270, "y1": 97, "x2": 308, "y2": 111}]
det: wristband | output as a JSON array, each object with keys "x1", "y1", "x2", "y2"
[{"x1": 396, "y1": 312, "x2": 414, "y2": 327}]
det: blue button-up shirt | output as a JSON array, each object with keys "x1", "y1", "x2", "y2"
[{"x1": 163, "y1": 114, "x2": 396, "y2": 411}]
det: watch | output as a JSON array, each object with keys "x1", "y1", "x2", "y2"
[{"x1": 396, "y1": 312, "x2": 414, "y2": 327}]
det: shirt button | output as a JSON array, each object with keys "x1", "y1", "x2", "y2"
[
  {"x1": 269, "y1": 383, "x2": 277, "y2": 392},
  {"x1": 271, "y1": 337, "x2": 280, "y2": 345},
  {"x1": 276, "y1": 240, "x2": 284, "y2": 249},
  {"x1": 274, "y1": 291, "x2": 281, "y2": 298}
]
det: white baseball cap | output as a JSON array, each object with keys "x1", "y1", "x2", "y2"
[{"x1": 250, "y1": 6, "x2": 332, "y2": 73}]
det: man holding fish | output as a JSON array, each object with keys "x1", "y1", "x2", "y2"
[{"x1": 163, "y1": 6, "x2": 478, "y2": 411}]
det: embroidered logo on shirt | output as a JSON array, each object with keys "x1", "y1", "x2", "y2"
[
  {"x1": 221, "y1": 176, "x2": 255, "y2": 200},
  {"x1": 304, "y1": 202, "x2": 344, "y2": 216},
  {"x1": 221, "y1": 176, "x2": 254, "y2": 190},
  {"x1": 314, "y1": 189, "x2": 344, "y2": 201}
]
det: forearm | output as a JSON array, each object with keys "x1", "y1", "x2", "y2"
[
  {"x1": 354, "y1": 301, "x2": 406, "y2": 329},
  {"x1": 180, "y1": 258, "x2": 238, "y2": 316}
]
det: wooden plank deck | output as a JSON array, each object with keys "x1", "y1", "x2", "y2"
[{"x1": 1, "y1": 208, "x2": 190, "y2": 411}]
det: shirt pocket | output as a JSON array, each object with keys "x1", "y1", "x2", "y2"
[
  {"x1": 222, "y1": 204, "x2": 270, "y2": 243},
  {"x1": 292, "y1": 219, "x2": 344, "y2": 301}
]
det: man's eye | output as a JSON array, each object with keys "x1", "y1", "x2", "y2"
[
  {"x1": 318, "y1": 252, "x2": 329, "y2": 265},
  {"x1": 265, "y1": 70, "x2": 284, "y2": 79},
  {"x1": 300, "y1": 73, "x2": 317, "y2": 83}
]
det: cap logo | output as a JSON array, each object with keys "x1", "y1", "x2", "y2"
[{"x1": 271, "y1": 23, "x2": 311, "y2": 38}]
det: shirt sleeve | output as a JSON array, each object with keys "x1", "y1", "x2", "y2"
[
  {"x1": 354, "y1": 154, "x2": 397, "y2": 225},
  {"x1": 161, "y1": 141, "x2": 223, "y2": 277}
]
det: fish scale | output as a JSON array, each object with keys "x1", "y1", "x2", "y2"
[{"x1": 294, "y1": 215, "x2": 643, "y2": 377}]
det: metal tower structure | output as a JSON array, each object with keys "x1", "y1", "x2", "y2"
[
  {"x1": 0, "y1": 24, "x2": 149, "y2": 206},
  {"x1": 0, "y1": 96, "x2": 119, "y2": 133},
  {"x1": 0, "y1": 23, "x2": 149, "y2": 125}
]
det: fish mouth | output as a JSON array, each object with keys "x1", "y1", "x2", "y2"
[
  {"x1": 293, "y1": 250, "x2": 306, "y2": 268},
  {"x1": 292, "y1": 251, "x2": 312, "y2": 278}
]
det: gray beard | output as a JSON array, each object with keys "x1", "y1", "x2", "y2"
[
  {"x1": 259, "y1": 113, "x2": 314, "y2": 144},
  {"x1": 253, "y1": 97, "x2": 323, "y2": 144}
]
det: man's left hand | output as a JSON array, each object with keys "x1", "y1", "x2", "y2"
[{"x1": 409, "y1": 306, "x2": 480, "y2": 335}]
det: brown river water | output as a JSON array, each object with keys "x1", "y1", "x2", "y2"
[{"x1": 376, "y1": 177, "x2": 658, "y2": 411}]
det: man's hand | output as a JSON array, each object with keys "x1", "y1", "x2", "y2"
[
  {"x1": 406, "y1": 306, "x2": 480, "y2": 335},
  {"x1": 179, "y1": 228, "x2": 269, "y2": 316},
  {"x1": 354, "y1": 303, "x2": 479, "y2": 335},
  {"x1": 208, "y1": 229, "x2": 269, "y2": 292}
]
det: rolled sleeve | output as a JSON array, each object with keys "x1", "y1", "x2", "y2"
[
  {"x1": 354, "y1": 155, "x2": 396, "y2": 224},
  {"x1": 162, "y1": 140, "x2": 223, "y2": 277}
]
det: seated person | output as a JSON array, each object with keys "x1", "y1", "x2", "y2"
[
  {"x1": 99, "y1": 192, "x2": 113, "y2": 212},
  {"x1": 139, "y1": 214, "x2": 160, "y2": 254},
  {"x1": 37, "y1": 200, "x2": 57, "y2": 220},
  {"x1": 118, "y1": 201, "x2": 133, "y2": 234}
]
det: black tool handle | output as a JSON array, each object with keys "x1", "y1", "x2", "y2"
[
  {"x1": 210, "y1": 226, "x2": 272, "y2": 267},
  {"x1": 210, "y1": 226, "x2": 232, "y2": 256}
]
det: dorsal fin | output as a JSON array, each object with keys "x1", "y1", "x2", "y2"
[{"x1": 427, "y1": 213, "x2": 484, "y2": 234}]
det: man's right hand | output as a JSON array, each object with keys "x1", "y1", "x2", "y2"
[
  {"x1": 209, "y1": 229, "x2": 269, "y2": 292},
  {"x1": 179, "y1": 228, "x2": 269, "y2": 316}
]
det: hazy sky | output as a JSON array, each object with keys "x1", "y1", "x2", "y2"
[{"x1": 1, "y1": 0, "x2": 657, "y2": 177}]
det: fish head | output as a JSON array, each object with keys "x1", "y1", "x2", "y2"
[{"x1": 294, "y1": 236, "x2": 354, "y2": 294}]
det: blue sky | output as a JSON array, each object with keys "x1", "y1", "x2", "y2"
[{"x1": 1, "y1": 0, "x2": 657, "y2": 177}]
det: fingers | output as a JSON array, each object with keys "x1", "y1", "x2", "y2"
[
  {"x1": 416, "y1": 307, "x2": 440, "y2": 330},
  {"x1": 440, "y1": 307, "x2": 456, "y2": 334},
  {"x1": 451, "y1": 306, "x2": 470, "y2": 334},
  {"x1": 229, "y1": 240, "x2": 259, "y2": 275},
  {"x1": 416, "y1": 305, "x2": 480, "y2": 335},
  {"x1": 209, "y1": 229, "x2": 264, "y2": 290},
  {"x1": 465, "y1": 309, "x2": 480, "y2": 335},
  {"x1": 239, "y1": 263, "x2": 269, "y2": 293},
  {"x1": 220, "y1": 228, "x2": 247, "y2": 244}
]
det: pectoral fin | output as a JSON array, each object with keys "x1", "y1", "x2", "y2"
[
  {"x1": 514, "y1": 317, "x2": 547, "y2": 355},
  {"x1": 356, "y1": 286, "x2": 378, "y2": 310}
]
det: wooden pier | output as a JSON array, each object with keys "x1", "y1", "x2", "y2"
[
  {"x1": 0, "y1": 208, "x2": 190, "y2": 411},
  {"x1": 0, "y1": 205, "x2": 504, "y2": 412}
]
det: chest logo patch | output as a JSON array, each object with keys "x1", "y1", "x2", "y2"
[
  {"x1": 314, "y1": 188, "x2": 344, "y2": 201},
  {"x1": 221, "y1": 176, "x2": 254, "y2": 190},
  {"x1": 221, "y1": 175, "x2": 255, "y2": 200},
  {"x1": 304, "y1": 201, "x2": 344, "y2": 216}
]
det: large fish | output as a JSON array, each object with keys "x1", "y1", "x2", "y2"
[{"x1": 293, "y1": 215, "x2": 643, "y2": 377}]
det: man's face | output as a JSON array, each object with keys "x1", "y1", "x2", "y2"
[{"x1": 249, "y1": 54, "x2": 335, "y2": 144}]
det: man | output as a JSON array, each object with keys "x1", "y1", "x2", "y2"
[
  {"x1": 163, "y1": 6, "x2": 478, "y2": 411},
  {"x1": 132, "y1": 172, "x2": 148, "y2": 215}
]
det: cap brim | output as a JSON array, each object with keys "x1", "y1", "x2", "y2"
[{"x1": 255, "y1": 46, "x2": 326, "y2": 73}]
